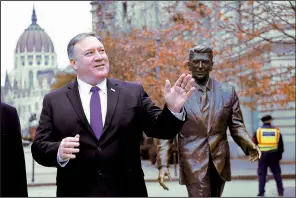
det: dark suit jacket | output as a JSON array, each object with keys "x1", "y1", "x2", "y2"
[
  {"x1": 157, "y1": 79, "x2": 257, "y2": 185},
  {"x1": 1, "y1": 102, "x2": 28, "y2": 197},
  {"x1": 31, "y1": 78, "x2": 185, "y2": 197}
]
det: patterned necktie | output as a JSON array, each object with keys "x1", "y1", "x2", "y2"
[
  {"x1": 200, "y1": 88, "x2": 209, "y2": 112},
  {"x1": 90, "y1": 86, "x2": 103, "y2": 140}
]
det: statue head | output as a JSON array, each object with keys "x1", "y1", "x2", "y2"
[{"x1": 188, "y1": 45, "x2": 214, "y2": 84}]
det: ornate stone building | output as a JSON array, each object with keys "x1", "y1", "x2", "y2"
[{"x1": 1, "y1": 7, "x2": 58, "y2": 132}]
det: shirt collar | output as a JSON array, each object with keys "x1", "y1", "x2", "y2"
[
  {"x1": 194, "y1": 77, "x2": 212, "y2": 92},
  {"x1": 262, "y1": 123, "x2": 272, "y2": 127},
  {"x1": 77, "y1": 77, "x2": 107, "y2": 94}
]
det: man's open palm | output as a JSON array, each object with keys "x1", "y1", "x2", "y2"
[{"x1": 164, "y1": 73, "x2": 195, "y2": 113}]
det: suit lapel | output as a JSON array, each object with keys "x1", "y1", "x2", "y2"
[
  {"x1": 185, "y1": 90, "x2": 200, "y2": 121},
  {"x1": 185, "y1": 89, "x2": 208, "y2": 127},
  {"x1": 66, "y1": 79, "x2": 97, "y2": 139},
  {"x1": 208, "y1": 79, "x2": 222, "y2": 132},
  {"x1": 99, "y1": 79, "x2": 120, "y2": 144}
]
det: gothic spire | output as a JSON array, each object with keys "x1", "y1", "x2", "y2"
[
  {"x1": 4, "y1": 70, "x2": 12, "y2": 90},
  {"x1": 32, "y1": 4, "x2": 37, "y2": 25}
]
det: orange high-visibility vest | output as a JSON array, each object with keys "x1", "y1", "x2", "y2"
[{"x1": 256, "y1": 127, "x2": 280, "y2": 152}]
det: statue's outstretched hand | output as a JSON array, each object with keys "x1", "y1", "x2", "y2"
[
  {"x1": 158, "y1": 166, "x2": 172, "y2": 190},
  {"x1": 249, "y1": 145, "x2": 261, "y2": 162}
]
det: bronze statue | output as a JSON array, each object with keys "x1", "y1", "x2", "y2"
[{"x1": 157, "y1": 45, "x2": 261, "y2": 197}]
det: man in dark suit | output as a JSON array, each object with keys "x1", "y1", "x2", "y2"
[
  {"x1": 1, "y1": 102, "x2": 28, "y2": 197},
  {"x1": 157, "y1": 45, "x2": 261, "y2": 197},
  {"x1": 31, "y1": 32, "x2": 195, "y2": 197}
]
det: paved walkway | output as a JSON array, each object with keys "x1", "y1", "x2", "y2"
[
  {"x1": 23, "y1": 146, "x2": 296, "y2": 186},
  {"x1": 142, "y1": 159, "x2": 296, "y2": 181},
  {"x1": 28, "y1": 180, "x2": 296, "y2": 197}
]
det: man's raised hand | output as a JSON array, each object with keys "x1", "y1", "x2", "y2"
[{"x1": 164, "y1": 73, "x2": 195, "y2": 113}]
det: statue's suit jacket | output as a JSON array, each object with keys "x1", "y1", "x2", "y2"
[{"x1": 157, "y1": 78, "x2": 257, "y2": 185}]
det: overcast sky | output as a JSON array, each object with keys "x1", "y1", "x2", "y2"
[{"x1": 1, "y1": 1, "x2": 92, "y2": 85}]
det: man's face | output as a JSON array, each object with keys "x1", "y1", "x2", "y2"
[
  {"x1": 70, "y1": 36, "x2": 109, "y2": 85},
  {"x1": 188, "y1": 53, "x2": 213, "y2": 82}
]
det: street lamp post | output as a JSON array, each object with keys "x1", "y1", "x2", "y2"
[{"x1": 29, "y1": 115, "x2": 38, "y2": 183}]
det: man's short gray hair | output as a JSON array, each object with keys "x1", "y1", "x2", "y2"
[{"x1": 67, "y1": 32, "x2": 103, "y2": 59}]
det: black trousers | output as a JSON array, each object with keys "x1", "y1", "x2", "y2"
[
  {"x1": 258, "y1": 151, "x2": 284, "y2": 196},
  {"x1": 186, "y1": 156, "x2": 225, "y2": 197}
]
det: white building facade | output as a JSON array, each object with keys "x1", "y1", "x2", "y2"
[{"x1": 1, "y1": 7, "x2": 58, "y2": 132}]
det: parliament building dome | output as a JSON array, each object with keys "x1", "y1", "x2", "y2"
[{"x1": 15, "y1": 7, "x2": 54, "y2": 53}]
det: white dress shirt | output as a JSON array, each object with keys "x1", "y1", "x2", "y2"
[
  {"x1": 77, "y1": 77, "x2": 107, "y2": 126},
  {"x1": 57, "y1": 77, "x2": 184, "y2": 167}
]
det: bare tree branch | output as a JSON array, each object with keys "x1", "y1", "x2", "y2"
[{"x1": 288, "y1": 1, "x2": 296, "y2": 12}]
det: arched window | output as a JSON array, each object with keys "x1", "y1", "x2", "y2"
[
  {"x1": 28, "y1": 55, "x2": 33, "y2": 66},
  {"x1": 21, "y1": 56, "x2": 25, "y2": 66},
  {"x1": 123, "y1": 2, "x2": 127, "y2": 18},
  {"x1": 36, "y1": 55, "x2": 42, "y2": 65},
  {"x1": 29, "y1": 71, "x2": 34, "y2": 88},
  {"x1": 45, "y1": 56, "x2": 49, "y2": 65}
]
